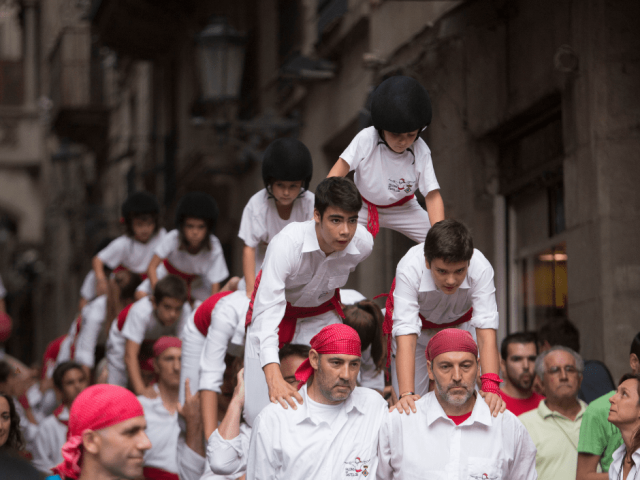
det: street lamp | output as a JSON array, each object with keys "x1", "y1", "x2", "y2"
[{"x1": 196, "y1": 17, "x2": 247, "y2": 103}]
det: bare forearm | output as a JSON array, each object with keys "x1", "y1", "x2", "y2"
[
  {"x1": 92, "y1": 256, "x2": 107, "y2": 281},
  {"x1": 327, "y1": 158, "x2": 350, "y2": 178},
  {"x1": 147, "y1": 255, "x2": 161, "y2": 288},
  {"x1": 125, "y1": 343, "x2": 145, "y2": 394},
  {"x1": 396, "y1": 334, "x2": 418, "y2": 395},
  {"x1": 476, "y1": 328, "x2": 500, "y2": 376},
  {"x1": 425, "y1": 190, "x2": 445, "y2": 225},
  {"x1": 211, "y1": 283, "x2": 221, "y2": 295},
  {"x1": 201, "y1": 390, "x2": 219, "y2": 440},
  {"x1": 243, "y1": 246, "x2": 257, "y2": 297},
  {"x1": 185, "y1": 413, "x2": 205, "y2": 457},
  {"x1": 218, "y1": 398, "x2": 243, "y2": 440},
  {"x1": 577, "y1": 454, "x2": 607, "y2": 480}
]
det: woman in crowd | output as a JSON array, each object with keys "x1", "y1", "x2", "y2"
[
  {"x1": 608, "y1": 373, "x2": 640, "y2": 480},
  {"x1": 0, "y1": 393, "x2": 25, "y2": 452}
]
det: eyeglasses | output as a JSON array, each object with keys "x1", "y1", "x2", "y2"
[{"x1": 546, "y1": 365, "x2": 579, "y2": 375}]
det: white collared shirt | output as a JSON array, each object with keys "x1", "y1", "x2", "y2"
[
  {"x1": 121, "y1": 296, "x2": 190, "y2": 345},
  {"x1": 247, "y1": 385, "x2": 387, "y2": 480},
  {"x1": 340, "y1": 126, "x2": 440, "y2": 206},
  {"x1": 249, "y1": 220, "x2": 373, "y2": 366},
  {"x1": 199, "y1": 290, "x2": 250, "y2": 392},
  {"x1": 32, "y1": 407, "x2": 69, "y2": 474},
  {"x1": 98, "y1": 230, "x2": 167, "y2": 274},
  {"x1": 392, "y1": 245, "x2": 499, "y2": 338},
  {"x1": 138, "y1": 387, "x2": 180, "y2": 474},
  {"x1": 609, "y1": 445, "x2": 640, "y2": 480},
  {"x1": 377, "y1": 392, "x2": 537, "y2": 480}
]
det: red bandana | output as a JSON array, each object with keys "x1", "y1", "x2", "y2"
[
  {"x1": 153, "y1": 336, "x2": 182, "y2": 358},
  {"x1": 425, "y1": 328, "x2": 478, "y2": 362},
  {"x1": 294, "y1": 324, "x2": 362, "y2": 389},
  {"x1": 52, "y1": 384, "x2": 145, "y2": 480}
]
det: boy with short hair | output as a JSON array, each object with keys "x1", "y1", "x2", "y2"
[
  {"x1": 386, "y1": 219, "x2": 503, "y2": 416},
  {"x1": 243, "y1": 176, "x2": 373, "y2": 425},
  {"x1": 106, "y1": 275, "x2": 190, "y2": 395},
  {"x1": 328, "y1": 75, "x2": 444, "y2": 242}
]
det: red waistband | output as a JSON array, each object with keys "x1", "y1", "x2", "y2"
[
  {"x1": 194, "y1": 290, "x2": 234, "y2": 336},
  {"x1": 163, "y1": 259, "x2": 198, "y2": 301},
  {"x1": 246, "y1": 271, "x2": 346, "y2": 347},
  {"x1": 361, "y1": 195, "x2": 415, "y2": 238},
  {"x1": 143, "y1": 466, "x2": 180, "y2": 480}
]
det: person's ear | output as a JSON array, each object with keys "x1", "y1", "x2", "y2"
[
  {"x1": 499, "y1": 358, "x2": 506, "y2": 378},
  {"x1": 153, "y1": 358, "x2": 160, "y2": 375},
  {"x1": 630, "y1": 354, "x2": 639, "y2": 374},
  {"x1": 427, "y1": 360, "x2": 434, "y2": 381},
  {"x1": 309, "y1": 349, "x2": 320, "y2": 370},
  {"x1": 313, "y1": 209, "x2": 321, "y2": 225},
  {"x1": 425, "y1": 260, "x2": 431, "y2": 270},
  {"x1": 83, "y1": 430, "x2": 100, "y2": 455}
]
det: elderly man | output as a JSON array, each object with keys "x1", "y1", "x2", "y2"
[
  {"x1": 246, "y1": 324, "x2": 387, "y2": 479},
  {"x1": 377, "y1": 328, "x2": 537, "y2": 479},
  {"x1": 519, "y1": 345, "x2": 587, "y2": 480}
]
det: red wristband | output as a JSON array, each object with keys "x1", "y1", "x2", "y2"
[{"x1": 480, "y1": 373, "x2": 503, "y2": 395}]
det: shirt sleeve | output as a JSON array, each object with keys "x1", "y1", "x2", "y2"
[
  {"x1": 340, "y1": 128, "x2": 374, "y2": 171},
  {"x1": 154, "y1": 230, "x2": 179, "y2": 258},
  {"x1": 96, "y1": 236, "x2": 127, "y2": 269},
  {"x1": 207, "y1": 425, "x2": 251, "y2": 477},
  {"x1": 249, "y1": 233, "x2": 297, "y2": 367},
  {"x1": 415, "y1": 141, "x2": 440, "y2": 195},
  {"x1": 392, "y1": 253, "x2": 423, "y2": 338},
  {"x1": 578, "y1": 400, "x2": 610, "y2": 455},
  {"x1": 505, "y1": 416, "x2": 538, "y2": 480},
  {"x1": 177, "y1": 435, "x2": 206, "y2": 480},
  {"x1": 238, "y1": 195, "x2": 266, "y2": 248},
  {"x1": 246, "y1": 413, "x2": 281, "y2": 480},
  {"x1": 376, "y1": 413, "x2": 398, "y2": 480},
  {"x1": 199, "y1": 298, "x2": 244, "y2": 392},
  {"x1": 80, "y1": 271, "x2": 96, "y2": 301},
  {"x1": 204, "y1": 236, "x2": 230, "y2": 284},
  {"x1": 468, "y1": 254, "x2": 499, "y2": 330},
  {"x1": 74, "y1": 297, "x2": 107, "y2": 368},
  {"x1": 121, "y1": 304, "x2": 148, "y2": 344}
]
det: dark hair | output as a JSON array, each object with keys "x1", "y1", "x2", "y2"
[
  {"x1": 343, "y1": 300, "x2": 385, "y2": 371},
  {"x1": 154, "y1": 275, "x2": 188, "y2": 304},
  {"x1": 0, "y1": 361, "x2": 12, "y2": 386},
  {"x1": 617, "y1": 373, "x2": 640, "y2": 457},
  {"x1": 314, "y1": 177, "x2": 362, "y2": 219},
  {"x1": 631, "y1": 332, "x2": 640, "y2": 359},
  {"x1": 0, "y1": 394, "x2": 25, "y2": 451},
  {"x1": 278, "y1": 344, "x2": 311, "y2": 362},
  {"x1": 500, "y1": 332, "x2": 538, "y2": 360},
  {"x1": 117, "y1": 272, "x2": 143, "y2": 303},
  {"x1": 537, "y1": 316, "x2": 580, "y2": 353},
  {"x1": 424, "y1": 220, "x2": 474, "y2": 264},
  {"x1": 52, "y1": 361, "x2": 85, "y2": 392},
  {"x1": 125, "y1": 212, "x2": 159, "y2": 238}
]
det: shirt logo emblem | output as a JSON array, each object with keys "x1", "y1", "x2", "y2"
[
  {"x1": 344, "y1": 457, "x2": 370, "y2": 477},
  {"x1": 388, "y1": 177, "x2": 415, "y2": 193},
  {"x1": 470, "y1": 474, "x2": 496, "y2": 480}
]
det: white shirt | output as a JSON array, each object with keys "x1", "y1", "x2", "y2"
[
  {"x1": 79, "y1": 270, "x2": 96, "y2": 301},
  {"x1": 609, "y1": 445, "x2": 640, "y2": 480},
  {"x1": 207, "y1": 423, "x2": 252, "y2": 477},
  {"x1": 138, "y1": 388, "x2": 180, "y2": 474},
  {"x1": 73, "y1": 295, "x2": 107, "y2": 368},
  {"x1": 154, "y1": 229, "x2": 229, "y2": 285},
  {"x1": 340, "y1": 289, "x2": 367, "y2": 305},
  {"x1": 199, "y1": 290, "x2": 250, "y2": 392},
  {"x1": 392, "y1": 245, "x2": 499, "y2": 338},
  {"x1": 377, "y1": 392, "x2": 538, "y2": 480},
  {"x1": 98, "y1": 229, "x2": 167, "y2": 273},
  {"x1": 121, "y1": 296, "x2": 191, "y2": 345},
  {"x1": 249, "y1": 220, "x2": 374, "y2": 367},
  {"x1": 247, "y1": 385, "x2": 387, "y2": 480},
  {"x1": 238, "y1": 189, "x2": 315, "y2": 248},
  {"x1": 31, "y1": 407, "x2": 68, "y2": 474},
  {"x1": 340, "y1": 126, "x2": 440, "y2": 205}
]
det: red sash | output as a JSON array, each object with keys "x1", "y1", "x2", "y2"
[
  {"x1": 53, "y1": 404, "x2": 69, "y2": 427},
  {"x1": 143, "y1": 466, "x2": 180, "y2": 480},
  {"x1": 163, "y1": 259, "x2": 198, "y2": 301},
  {"x1": 193, "y1": 291, "x2": 234, "y2": 336},
  {"x1": 362, "y1": 194, "x2": 415, "y2": 239},
  {"x1": 41, "y1": 335, "x2": 66, "y2": 379},
  {"x1": 113, "y1": 264, "x2": 148, "y2": 280},
  {"x1": 377, "y1": 277, "x2": 473, "y2": 367},
  {"x1": 117, "y1": 303, "x2": 135, "y2": 331},
  {"x1": 246, "y1": 271, "x2": 346, "y2": 348}
]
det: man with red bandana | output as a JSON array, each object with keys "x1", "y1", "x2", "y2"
[
  {"x1": 377, "y1": 329, "x2": 537, "y2": 480},
  {"x1": 246, "y1": 324, "x2": 387, "y2": 479}
]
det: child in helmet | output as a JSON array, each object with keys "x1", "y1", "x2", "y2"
[
  {"x1": 328, "y1": 75, "x2": 444, "y2": 243},
  {"x1": 86, "y1": 192, "x2": 166, "y2": 312},
  {"x1": 239, "y1": 138, "x2": 314, "y2": 297},
  {"x1": 136, "y1": 192, "x2": 229, "y2": 303}
]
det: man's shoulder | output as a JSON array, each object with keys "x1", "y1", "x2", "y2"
[
  {"x1": 517, "y1": 405, "x2": 543, "y2": 426},
  {"x1": 586, "y1": 390, "x2": 615, "y2": 414},
  {"x1": 272, "y1": 221, "x2": 310, "y2": 246},
  {"x1": 351, "y1": 387, "x2": 388, "y2": 411},
  {"x1": 468, "y1": 249, "x2": 493, "y2": 275},
  {"x1": 351, "y1": 224, "x2": 374, "y2": 253},
  {"x1": 129, "y1": 296, "x2": 153, "y2": 318}
]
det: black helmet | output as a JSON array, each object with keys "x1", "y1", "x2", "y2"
[
  {"x1": 261, "y1": 138, "x2": 313, "y2": 191},
  {"x1": 370, "y1": 76, "x2": 432, "y2": 133},
  {"x1": 121, "y1": 191, "x2": 159, "y2": 219},
  {"x1": 175, "y1": 192, "x2": 219, "y2": 234}
]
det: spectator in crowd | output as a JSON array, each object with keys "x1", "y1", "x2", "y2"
[
  {"x1": 377, "y1": 328, "x2": 537, "y2": 479},
  {"x1": 537, "y1": 316, "x2": 614, "y2": 402},
  {"x1": 519, "y1": 345, "x2": 587, "y2": 480},
  {"x1": 0, "y1": 393, "x2": 25, "y2": 452},
  {"x1": 32, "y1": 362, "x2": 88, "y2": 474},
  {"x1": 0, "y1": 360, "x2": 37, "y2": 454},
  {"x1": 500, "y1": 331, "x2": 544, "y2": 415},
  {"x1": 576, "y1": 331, "x2": 639, "y2": 479},
  {"x1": 606, "y1": 373, "x2": 640, "y2": 480}
]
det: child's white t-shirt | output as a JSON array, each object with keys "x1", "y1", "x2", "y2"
[
  {"x1": 97, "y1": 229, "x2": 167, "y2": 274},
  {"x1": 238, "y1": 189, "x2": 315, "y2": 248},
  {"x1": 154, "y1": 229, "x2": 229, "y2": 285},
  {"x1": 340, "y1": 126, "x2": 440, "y2": 206},
  {"x1": 121, "y1": 296, "x2": 191, "y2": 345}
]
